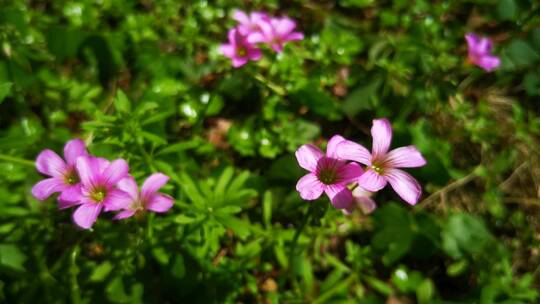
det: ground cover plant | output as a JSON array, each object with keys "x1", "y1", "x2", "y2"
[{"x1": 1, "y1": 0, "x2": 540, "y2": 303}]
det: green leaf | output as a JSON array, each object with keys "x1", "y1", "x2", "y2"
[
  {"x1": 171, "y1": 255, "x2": 186, "y2": 279},
  {"x1": 89, "y1": 261, "x2": 113, "y2": 282},
  {"x1": 416, "y1": 279, "x2": 434, "y2": 304},
  {"x1": 216, "y1": 215, "x2": 251, "y2": 239},
  {"x1": 263, "y1": 190, "x2": 272, "y2": 228},
  {"x1": 46, "y1": 26, "x2": 86, "y2": 61},
  {"x1": 364, "y1": 276, "x2": 393, "y2": 296},
  {"x1": 0, "y1": 244, "x2": 26, "y2": 272},
  {"x1": 342, "y1": 78, "x2": 381, "y2": 115},
  {"x1": 504, "y1": 40, "x2": 540, "y2": 68},
  {"x1": 151, "y1": 247, "x2": 170, "y2": 265},
  {"x1": 497, "y1": 0, "x2": 517, "y2": 21},
  {"x1": 174, "y1": 214, "x2": 201, "y2": 224},
  {"x1": 524, "y1": 70, "x2": 540, "y2": 96},
  {"x1": 447, "y1": 260, "x2": 469, "y2": 277},
  {"x1": 215, "y1": 167, "x2": 234, "y2": 197},
  {"x1": 442, "y1": 213, "x2": 493, "y2": 259},
  {"x1": 290, "y1": 83, "x2": 342, "y2": 120},
  {"x1": 0, "y1": 82, "x2": 12, "y2": 104},
  {"x1": 114, "y1": 90, "x2": 131, "y2": 113}
]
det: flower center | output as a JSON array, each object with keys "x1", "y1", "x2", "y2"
[
  {"x1": 129, "y1": 200, "x2": 144, "y2": 212},
  {"x1": 237, "y1": 46, "x2": 247, "y2": 57},
  {"x1": 318, "y1": 168, "x2": 338, "y2": 185},
  {"x1": 64, "y1": 168, "x2": 80, "y2": 185},
  {"x1": 90, "y1": 187, "x2": 107, "y2": 203},
  {"x1": 371, "y1": 164, "x2": 384, "y2": 175}
]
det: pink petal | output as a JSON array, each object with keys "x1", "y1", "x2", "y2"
[
  {"x1": 371, "y1": 118, "x2": 393, "y2": 158},
  {"x1": 232, "y1": 10, "x2": 250, "y2": 24},
  {"x1": 219, "y1": 44, "x2": 236, "y2": 58},
  {"x1": 117, "y1": 176, "x2": 139, "y2": 200},
  {"x1": 285, "y1": 32, "x2": 304, "y2": 41},
  {"x1": 356, "y1": 195, "x2": 377, "y2": 214},
  {"x1": 58, "y1": 184, "x2": 83, "y2": 207},
  {"x1": 247, "y1": 48, "x2": 262, "y2": 61},
  {"x1": 258, "y1": 20, "x2": 275, "y2": 38},
  {"x1": 385, "y1": 169, "x2": 422, "y2": 205},
  {"x1": 477, "y1": 55, "x2": 500, "y2": 72},
  {"x1": 334, "y1": 140, "x2": 372, "y2": 166},
  {"x1": 232, "y1": 57, "x2": 249, "y2": 68},
  {"x1": 296, "y1": 173, "x2": 324, "y2": 200},
  {"x1": 73, "y1": 203, "x2": 102, "y2": 229},
  {"x1": 357, "y1": 169, "x2": 387, "y2": 191},
  {"x1": 273, "y1": 18, "x2": 296, "y2": 36},
  {"x1": 31, "y1": 178, "x2": 66, "y2": 201},
  {"x1": 326, "y1": 135, "x2": 346, "y2": 158},
  {"x1": 295, "y1": 144, "x2": 324, "y2": 172},
  {"x1": 58, "y1": 199, "x2": 83, "y2": 209},
  {"x1": 270, "y1": 42, "x2": 284, "y2": 53},
  {"x1": 146, "y1": 194, "x2": 174, "y2": 213},
  {"x1": 114, "y1": 209, "x2": 136, "y2": 220},
  {"x1": 76, "y1": 156, "x2": 100, "y2": 187},
  {"x1": 36, "y1": 149, "x2": 67, "y2": 177},
  {"x1": 63, "y1": 139, "x2": 88, "y2": 165},
  {"x1": 96, "y1": 157, "x2": 110, "y2": 172},
  {"x1": 465, "y1": 33, "x2": 480, "y2": 50},
  {"x1": 475, "y1": 37, "x2": 493, "y2": 54},
  {"x1": 103, "y1": 189, "x2": 133, "y2": 212},
  {"x1": 247, "y1": 32, "x2": 267, "y2": 44},
  {"x1": 385, "y1": 146, "x2": 427, "y2": 168},
  {"x1": 337, "y1": 162, "x2": 364, "y2": 184},
  {"x1": 227, "y1": 28, "x2": 238, "y2": 44},
  {"x1": 102, "y1": 159, "x2": 129, "y2": 185},
  {"x1": 324, "y1": 184, "x2": 353, "y2": 209},
  {"x1": 141, "y1": 173, "x2": 169, "y2": 199}
]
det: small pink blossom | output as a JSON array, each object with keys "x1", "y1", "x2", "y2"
[
  {"x1": 69, "y1": 156, "x2": 131, "y2": 229},
  {"x1": 335, "y1": 119, "x2": 427, "y2": 205},
  {"x1": 465, "y1": 33, "x2": 501, "y2": 72},
  {"x1": 248, "y1": 17, "x2": 304, "y2": 52},
  {"x1": 219, "y1": 28, "x2": 262, "y2": 68},
  {"x1": 114, "y1": 173, "x2": 174, "y2": 219},
  {"x1": 295, "y1": 135, "x2": 364, "y2": 209},
  {"x1": 232, "y1": 10, "x2": 270, "y2": 37},
  {"x1": 32, "y1": 139, "x2": 88, "y2": 205},
  {"x1": 343, "y1": 187, "x2": 377, "y2": 215}
]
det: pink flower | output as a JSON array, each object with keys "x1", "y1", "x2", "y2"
[
  {"x1": 219, "y1": 28, "x2": 262, "y2": 68},
  {"x1": 232, "y1": 10, "x2": 270, "y2": 37},
  {"x1": 247, "y1": 17, "x2": 304, "y2": 52},
  {"x1": 335, "y1": 119, "x2": 427, "y2": 205},
  {"x1": 343, "y1": 187, "x2": 377, "y2": 215},
  {"x1": 465, "y1": 33, "x2": 501, "y2": 72},
  {"x1": 295, "y1": 135, "x2": 364, "y2": 209},
  {"x1": 69, "y1": 156, "x2": 131, "y2": 229},
  {"x1": 114, "y1": 173, "x2": 174, "y2": 219},
  {"x1": 32, "y1": 139, "x2": 88, "y2": 205}
]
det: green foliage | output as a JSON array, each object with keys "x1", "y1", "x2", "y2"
[{"x1": 0, "y1": 0, "x2": 539, "y2": 303}]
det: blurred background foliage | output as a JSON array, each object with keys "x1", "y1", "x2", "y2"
[{"x1": 0, "y1": 0, "x2": 540, "y2": 303}]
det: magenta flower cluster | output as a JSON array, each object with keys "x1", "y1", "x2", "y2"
[
  {"x1": 31, "y1": 139, "x2": 173, "y2": 229},
  {"x1": 220, "y1": 10, "x2": 304, "y2": 68},
  {"x1": 465, "y1": 33, "x2": 500, "y2": 72},
  {"x1": 295, "y1": 118, "x2": 427, "y2": 213}
]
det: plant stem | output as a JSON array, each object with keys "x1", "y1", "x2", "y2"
[
  {"x1": 0, "y1": 154, "x2": 35, "y2": 167},
  {"x1": 288, "y1": 205, "x2": 313, "y2": 292},
  {"x1": 70, "y1": 245, "x2": 81, "y2": 304}
]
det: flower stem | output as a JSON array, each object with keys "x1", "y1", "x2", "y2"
[
  {"x1": 288, "y1": 204, "x2": 313, "y2": 292},
  {"x1": 253, "y1": 73, "x2": 287, "y2": 96},
  {"x1": 0, "y1": 154, "x2": 35, "y2": 167}
]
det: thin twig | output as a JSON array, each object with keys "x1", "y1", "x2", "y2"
[
  {"x1": 499, "y1": 161, "x2": 529, "y2": 191},
  {"x1": 417, "y1": 169, "x2": 478, "y2": 209},
  {"x1": 0, "y1": 154, "x2": 35, "y2": 167}
]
